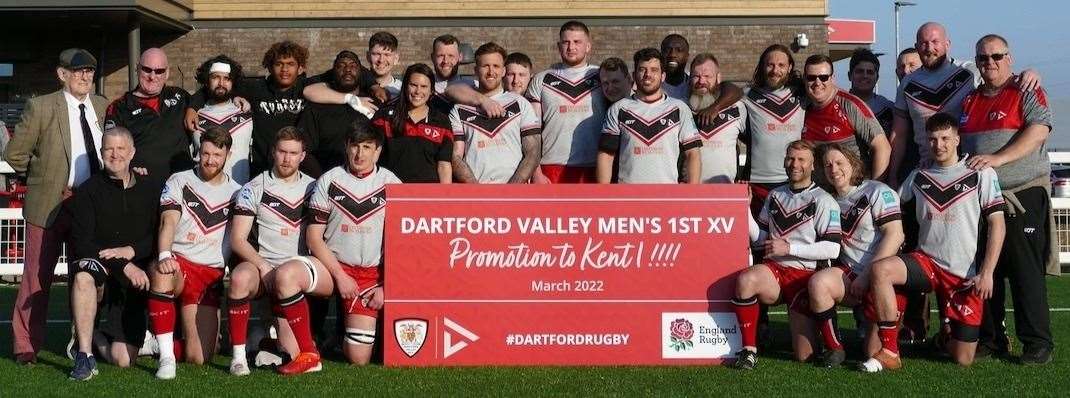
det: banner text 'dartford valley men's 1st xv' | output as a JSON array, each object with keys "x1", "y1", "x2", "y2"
[{"x1": 384, "y1": 184, "x2": 748, "y2": 365}]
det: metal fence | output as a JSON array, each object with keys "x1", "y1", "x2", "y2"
[{"x1": 0, "y1": 208, "x2": 67, "y2": 277}]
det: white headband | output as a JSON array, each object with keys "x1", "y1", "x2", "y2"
[{"x1": 209, "y1": 62, "x2": 232, "y2": 75}]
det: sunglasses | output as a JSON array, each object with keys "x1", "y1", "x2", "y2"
[
  {"x1": 805, "y1": 74, "x2": 831, "y2": 82},
  {"x1": 975, "y1": 53, "x2": 1008, "y2": 63},
  {"x1": 138, "y1": 65, "x2": 167, "y2": 75}
]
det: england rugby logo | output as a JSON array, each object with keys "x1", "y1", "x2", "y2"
[
  {"x1": 668, "y1": 318, "x2": 695, "y2": 351},
  {"x1": 394, "y1": 318, "x2": 428, "y2": 358}
]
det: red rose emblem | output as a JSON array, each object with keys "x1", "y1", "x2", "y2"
[{"x1": 670, "y1": 318, "x2": 694, "y2": 341}]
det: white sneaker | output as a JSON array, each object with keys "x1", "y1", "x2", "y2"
[
  {"x1": 254, "y1": 350, "x2": 283, "y2": 367},
  {"x1": 139, "y1": 332, "x2": 159, "y2": 357},
  {"x1": 230, "y1": 358, "x2": 251, "y2": 376},
  {"x1": 156, "y1": 357, "x2": 177, "y2": 380}
]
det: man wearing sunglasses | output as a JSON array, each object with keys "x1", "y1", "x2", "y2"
[
  {"x1": 801, "y1": 54, "x2": 890, "y2": 181},
  {"x1": 105, "y1": 48, "x2": 194, "y2": 181},
  {"x1": 887, "y1": 22, "x2": 1041, "y2": 187},
  {"x1": 5, "y1": 48, "x2": 108, "y2": 365},
  {"x1": 960, "y1": 34, "x2": 1055, "y2": 365}
]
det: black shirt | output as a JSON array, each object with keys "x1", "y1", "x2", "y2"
[
  {"x1": 295, "y1": 102, "x2": 371, "y2": 178},
  {"x1": 105, "y1": 86, "x2": 193, "y2": 180},
  {"x1": 370, "y1": 106, "x2": 453, "y2": 183},
  {"x1": 70, "y1": 172, "x2": 161, "y2": 274}
]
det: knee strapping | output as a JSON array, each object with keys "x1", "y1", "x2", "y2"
[{"x1": 345, "y1": 327, "x2": 376, "y2": 345}]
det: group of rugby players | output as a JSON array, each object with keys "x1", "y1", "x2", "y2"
[{"x1": 36, "y1": 18, "x2": 1054, "y2": 381}]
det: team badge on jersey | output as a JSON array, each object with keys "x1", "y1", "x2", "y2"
[
  {"x1": 328, "y1": 183, "x2": 386, "y2": 225},
  {"x1": 543, "y1": 72, "x2": 600, "y2": 104},
  {"x1": 697, "y1": 106, "x2": 742, "y2": 139},
  {"x1": 183, "y1": 186, "x2": 232, "y2": 234},
  {"x1": 769, "y1": 197, "x2": 818, "y2": 235},
  {"x1": 619, "y1": 108, "x2": 682, "y2": 146},
  {"x1": 394, "y1": 318, "x2": 429, "y2": 358},
  {"x1": 904, "y1": 69, "x2": 973, "y2": 111},
  {"x1": 915, "y1": 171, "x2": 979, "y2": 212},
  {"x1": 457, "y1": 101, "x2": 523, "y2": 138}
]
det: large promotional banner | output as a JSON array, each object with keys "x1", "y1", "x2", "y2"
[{"x1": 384, "y1": 184, "x2": 749, "y2": 366}]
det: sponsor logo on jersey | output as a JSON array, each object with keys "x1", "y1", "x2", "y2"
[
  {"x1": 618, "y1": 107, "x2": 682, "y2": 146},
  {"x1": 841, "y1": 194, "x2": 872, "y2": 238},
  {"x1": 328, "y1": 183, "x2": 387, "y2": 226},
  {"x1": 768, "y1": 196, "x2": 817, "y2": 236},
  {"x1": 747, "y1": 88, "x2": 802, "y2": 123},
  {"x1": 456, "y1": 100, "x2": 523, "y2": 139},
  {"x1": 260, "y1": 190, "x2": 305, "y2": 227},
  {"x1": 182, "y1": 185, "x2": 232, "y2": 234},
  {"x1": 915, "y1": 170, "x2": 979, "y2": 212},
  {"x1": 903, "y1": 68, "x2": 973, "y2": 111},
  {"x1": 696, "y1": 106, "x2": 742, "y2": 139},
  {"x1": 542, "y1": 71, "x2": 600, "y2": 104}
]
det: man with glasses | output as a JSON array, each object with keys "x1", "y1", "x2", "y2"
[
  {"x1": 105, "y1": 48, "x2": 194, "y2": 180},
  {"x1": 801, "y1": 54, "x2": 890, "y2": 180},
  {"x1": 961, "y1": 34, "x2": 1055, "y2": 364},
  {"x1": 4, "y1": 48, "x2": 108, "y2": 364}
]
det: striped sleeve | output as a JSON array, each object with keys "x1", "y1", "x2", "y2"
[
  {"x1": 871, "y1": 183, "x2": 902, "y2": 226},
  {"x1": 979, "y1": 167, "x2": 1006, "y2": 217}
]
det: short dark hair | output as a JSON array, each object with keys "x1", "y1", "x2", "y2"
[
  {"x1": 849, "y1": 47, "x2": 880, "y2": 74},
  {"x1": 275, "y1": 126, "x2": 305, "y2": 150},
  {"x1": 752, "y1": 44, "x2": 796, "y2": 87},
  {"x1": 505, "y1": 52, "x2": 533, "y2": 70},
  {"x1": 433, "y1": 34, "x2": 459, "y2": 48},
  {"x1": 599, "y1": 57, "x2": 629, "y2": 76},
  {"x1": 925, "y1": 112, "x2": 959, "y2": 134},
  {"x1": 262, "y1": 41, "x2": 308, "y2": 69},
  {"x1": 898, "y1": 47, "x2": 919, "y2": 59},
  {"x1": 661, "y1": 34, "x2": 689, "y2": 50},
  {"x1": 369, "y1": 31, "x2": 399, "y2": 52},
  {"x1": 818, "y1": 142, "x2": 866, "y2": 187},
  {"x1": 690, "y1": 52, "x2": 720, "y2": 71},
  {"x1": 632, "y1": 48, "x2": 665, "y2": 71},
  {"x1": 474, "y1": 42, "x2": 507, "y2": 64},
  {"x1": 804, "y1": 54, "x2": 834, "y2": 74},
  {"x1": 559, "y1": 20, "x2": 590, "y2": 37},
  {"x1": 201, "y1": 126, "x2": 233, "y2": 150},
  {"x1": 195, "y1": 55, "x2": 243, "y2": 86},
  {"x1": 346, "y1": 118, "x2": 383, "y2": 147}
]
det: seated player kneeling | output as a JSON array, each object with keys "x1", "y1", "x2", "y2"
[
  {"x1": 67, "y1": 127, "x2": 160, "y2": 380},
  {"x1": 807, "y1": 143, "x2": 904, "y2": 368},
  {"x1": 861, "y1": 113, "x2": 1006, "y2": 372},
  {"x1": 225, "y1": 127, "x2": 317, "y2": 376},
  {"x1": 731, "y1": 140, "x2": 842, "y2": 370},
  {"x1": 273, "y1": 119, "x2": 400, "y2": 374},
  {"x1": 148, "y1": 127, "x2": 242, "y2": 380}
]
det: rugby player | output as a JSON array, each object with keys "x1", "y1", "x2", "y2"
[
  {"x1": 597, "y1": 48, "x2": 701, "y2": 184},
  {"x1": 895, "y1": 48, "x2": 921, "y2": 82},
  {"x1": 296, "y1": 51, "x2": 375, "y2": 177},
  {"x1": 687, "y1": 53, "x2": 746, "y2": 184},
  {"x1": 225, "y1": 127, "x2": 316, "y2": 376},
  {"x1": 732, "y1": 139, "x2": 842, "y2": 370},
  {"x1": 450, "y1": 42, "x2": 542, "y2": 183},
  {"x1": 807, "y1": 143, "x2": 904, "y2": 368},
  {"x1": 366, "y1": 32, "x2": 403, "y2": 99},
  {"x1": 105, "y1": 48, "x2": 193, "y2": 179},
  {"x1": 504, "y1": 52, "x2": 534, "y2": 96},
  {"x1": 193, "y1": 55, "x2": 254, "y2": 184},
  {"x1": 524, "y1": 21, "x2": 604, "y2": 183},
  {"x1": 67, "y1": 128, "x2": 159, "y2": 380},
  {"x1": 961, "y1": 34, "x2": 1054, "y2": 363},
  {"x1": 273, "y1": 119, "x2": 401, "y2": 373},
  {"x1": 599, "y1": 57, "x2": 632, "y2": 105},
  {"x1": 848, "y1": 48, "x2": 895, "y2": 135},
  {"x1": 801, "y1": 54, "x2": 890, "y2": 180},
  {"x1": 887, "y1": 22, "x2": 1039, "y2": 185},
  {"x1": 863, "y1": 112, "x2": 1006, "y2": 371},
  {"x1": 371, "y1": 63, "x2": 453, "y2": 183},
  {"x1": 741, "y1": 44, "x2": 806, "y2": 216},
  {"x1": 147, "y1": 127, "x2": 242, "y2": 380}
]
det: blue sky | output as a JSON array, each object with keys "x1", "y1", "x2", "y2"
[{"x1": 830, "y1": 0, "x2": 1069, "y2": 147}]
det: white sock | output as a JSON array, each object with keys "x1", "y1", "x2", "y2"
[
  {"x1": 157, "y1": 332, "x2": 175, "y2": 360},
  {"x1": 232, "y1": 345, "x2": 246, "y2": 362}
]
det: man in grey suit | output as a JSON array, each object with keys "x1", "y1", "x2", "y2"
[{"x1": 3, "y1": 48, "x2": 108, "y2": 364}]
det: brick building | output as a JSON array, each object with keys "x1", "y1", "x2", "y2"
[{"x1": 0, "y1": 0, "x2": 850, "y2": 103}]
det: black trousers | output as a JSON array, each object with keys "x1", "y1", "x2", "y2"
[{"x1": 979, "y1": 186, "x2": 1053, "y2": 351}]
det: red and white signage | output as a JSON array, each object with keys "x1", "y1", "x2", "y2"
[
  {"x1": 383, "y1": 184, "x2": 749, "y2": 366},
  {"x1": 827, "y1": 18, "x2": 877, "y2": 44}
]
